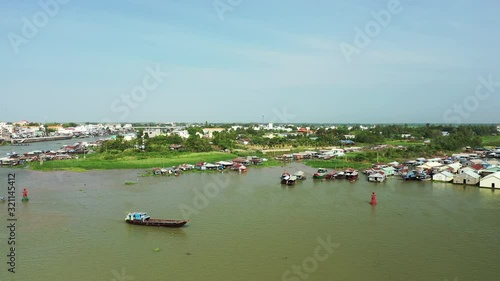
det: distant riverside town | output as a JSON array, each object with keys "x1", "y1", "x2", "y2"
[
  {"x1": 1, "y1": 120, "x2": 499, "y2": 144},
  {"x1": 1, "y1": 120, "x2": 500, "y2": 189}
]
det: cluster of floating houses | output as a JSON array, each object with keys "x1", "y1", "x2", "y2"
[
  {"x1": 280, "y1": 171, "x2": 307, "y2": 185},
  {"x1": 0, "y1": 141, "x2": 100, "y2": 166},
  {"x1": 273, "y1": 147, "x2": 500, "y2": 190},
  {"x1": 363, "y1": 153, "x2": 500, "y2": 189},
  {"x1": 152, "y1": 156, "x2": 268, "y2": 176},
  {"x1": 280, "y1": 168, "x2": 360, "y2": 186}
]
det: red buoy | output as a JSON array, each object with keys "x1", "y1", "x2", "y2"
[
  {"x1": 370, "y1": 192, "x2": 377, "y2": 205},
  {"x1": 23, "y1": 188, "x2": 28, "y2": 197}
]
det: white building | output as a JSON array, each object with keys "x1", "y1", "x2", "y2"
[
  {"x1": 57, "y1": 128, "x2": 75, "y2": 136},
  {"x1": 479, "y1": 172, "x2": 500, "y2": 189},
  {"x1": 171, "y1": 130, "x2": 190, "y2": 139},
  {"x1": 453, "y1": 170, "x2": 481, "y2": 185},
  {"x1": 203, "y1": 128, "x2": 225, "y2": 139},
  {"x1": 433, "y1": 171, "x2": 454, "y2": 182},
  {"x1": 459, "y1": 167, "x2": 478, "y2": 174},
  {"x1": 417, "y1": 162, "x2": 443, "y2": 170},
  {"x1": 123, "y1": 133, "x2": 137, "y2": 141},
  {"x1": 439, "y1": 163, "x2": 462, "y2": 173},
  {"x1": 143, "y1": 128, "x2": 164, "y2": 138}
]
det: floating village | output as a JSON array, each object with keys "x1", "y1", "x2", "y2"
[
  {"x1": 2, "y1": 121, "x2": 500, "y2": 191},
  {"x1": 147, "y1": 148, "x2": 500, "y2": 190}
]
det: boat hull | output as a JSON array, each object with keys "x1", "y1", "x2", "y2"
[
  {"x1": 126, "y1": 218, "x2": 188, "y2": 228},
  {"x1": 313, "y1": 173, "x2": 327, "y2": 179}
]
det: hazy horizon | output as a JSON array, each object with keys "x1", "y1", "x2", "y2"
[{"x1": 2, "y1": 1, "x2": 499, "y2": 124}]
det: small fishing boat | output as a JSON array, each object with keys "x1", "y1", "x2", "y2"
[
  {"x1": 286, "y1": 175, "x2": 297, "y2": 185},
  {"x1": 125, "y1": 212, "x2": 188, "y2": 228},
  {"x1": 345, "y1": 168, "x2": 359, "y2": 181},
  {"x1": 281, "y1": 172, "x2": 291, "y2": 184},
  {"x1": 293, "y1": 171, "x2": 307, "y2": 180},
  {"x1": 334, "y1": 171, "x2": 345, "y2": 179},
  {"x1": 313, "y1": 168, "x2": 328, "y2": 179},
  {"x1": 231, "y1": 163, "x2": 248, "y2": 172},
  {"x1": 325, "y1": 171, "x2": 338, "y2": 180}
]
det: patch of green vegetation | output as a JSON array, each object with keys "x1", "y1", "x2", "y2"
[
  {"x1": 124, "y1": 181, "x2": 137, "y2": 185},
  {"x1": 382, "y1": 140, "x2": 423, "y2": 147},
  {"x1": 30, "y1": 152, "x2": 239, "y2": 171},
  {"x1": 481, "y1": 135, "x2": 500, "y2": 147}
]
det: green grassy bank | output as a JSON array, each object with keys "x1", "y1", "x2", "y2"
[{"x1": 30, "y1": 152, "x2": 239, "y2": 171}]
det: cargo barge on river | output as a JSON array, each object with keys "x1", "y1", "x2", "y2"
[{"x1": 125, "y1": 212, "x2": 189, "y2": 228}]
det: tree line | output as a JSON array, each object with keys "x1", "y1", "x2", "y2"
[{"x1": 97, "y1": 124, "x2": 497, "y2": 154}]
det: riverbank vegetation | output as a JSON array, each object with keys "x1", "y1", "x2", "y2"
[
  {"x1": 30, "y1": 151, "x2": 239, "y2": 171},
  {"x1": 26, "y1": 124, "x2": 499, "y2": 171}
]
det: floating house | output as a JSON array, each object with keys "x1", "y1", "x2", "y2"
[
  {"x1": 440, "y1": 162, "x2": 462, "y2": 173},
  {"x1": 459, "y1": 166, "x2": 479, "y2": 174},
  {"x1": 381, "y1": 166, "x2": 396, "y2": 176},
  {"x1": 432, "y1": 171, "x2": 454, "y2": 182},
  {"x1": 293, "y1": 171, "x2": 306, "y2": 180},
  {"x1": 417, "y1": 161, "x2": 443, "y2": 170},
  {"x1": 368, "y1": 172, "x2": 386, "y2": 182},
  {"x1": 479, "y1": 172, "x2": 500, "y2": 189},
  {"x1": 453, "y1": 170, "x2": 481, "y2": 185},
  {"x1": 480, "y1": 166, "x2": 500, "y2": 176}
]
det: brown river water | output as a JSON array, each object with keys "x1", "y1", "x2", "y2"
[{"x1": 0, "y1": 161, "x2": 499, "y2": 281}]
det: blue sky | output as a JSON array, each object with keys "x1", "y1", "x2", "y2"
[{"x1": 1, "y1": 0, "x2": 499, "y2": 123}]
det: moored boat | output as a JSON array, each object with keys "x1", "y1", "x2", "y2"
[
  {"x1": 281, "y1": 172, "x2": 291, "y2": 184},
  {"x1": 313, "y1": 168, "x2": 328, "y2": 179},
  {"x1": 286, "y1": 175, "x2": 298, "y2": 185},
  {"x1": 345, "y1": 168, "x2": 359, "y2": 181},
  {"x1": 125, "y1": 212, "x2": 188, "y2": 228},
  {"x1": 334, "y1": 171, "x2": 345, "y2": 179},
  {"x1": 325, "y1": 171, "x2": 338, "y2": 180},
  {"x1": 293, "y1": 171, "x2": 307, "y2": 180}
]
